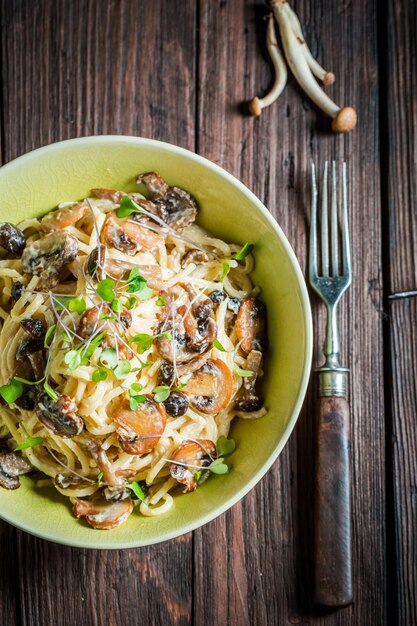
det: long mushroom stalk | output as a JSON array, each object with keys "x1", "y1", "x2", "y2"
[
  {"x1": 249, "y1": 13, "x2": 287, "y2": 116},
  {"x1": 271, "y1": 0, "x2": 356, "y2": 132}
]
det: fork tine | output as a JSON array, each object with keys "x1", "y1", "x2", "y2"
[
  {"x1": 341, "y1": 162, "x2": 351, "y2": 278},
  {"x1": 331, "y1": 160, "x2": 339, "y2": 276},
  {"x1": 309, "y1": 163, "x2": 318, "y2": 280},
  {"x1": 321, "y1": 162, "x2": 329, "y2": 277}
]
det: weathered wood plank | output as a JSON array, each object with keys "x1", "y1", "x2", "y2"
[
  {"x1": 195, "y1": 0, "x2": 385, "y2": 624},
  {"x1": 0, "y1": 522, "x2": 19, "y2": 626},
  {"x1": 0, "y1": 1, "x2": 196, "y2": 625},
  {"x1": 385, "y1": 0, "x2": 417, "y2": 293},
  {"x1": 389, "y1": 297, "x2": 417, "y2": 625}
]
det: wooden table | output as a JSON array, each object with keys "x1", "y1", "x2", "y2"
[{"x1": 0, "y1": 1, "x2": 415, "y2": 624}]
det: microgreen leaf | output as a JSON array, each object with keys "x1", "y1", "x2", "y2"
[
  {"x1": 194, "y1": 469, "x2": 204, "y2": 483},
  {"x1": 129, "y1": 480, "x2": 146, "y2": 502},
  {"x1": 153, "y1": 385, "x2": 171, "y2": 403},
  {"x1": 44, "y1": 324, "x2": 56, "y2": 348},
  {"x1": 217, "y1": 435, "x2": 236, "y2": 457},
  {"x1": 209, "y1": 458, "x2": 231, "y2": 474},
  {"x1": 126, "y1": 275, "x2": 147, "y2": 294},
  {"x1": 176, "y1": 381, "x2": 187, "y2": 390},
  {"x1": 96, "y1": 471, "x2": 104, "y2": 485},
  {"x1": 113, "y1": 359, "x2": 132, "y2": 379},
  {"x1": 92, "y1": 368, "x2": 108, "y2": 383},
  {"x1": 14, "y1": 435, "x2": 44, "y2": 451},
  {"x1": 100, "y1": 348, "x2": 118, "y2": 369},
  {"x1": 14, "y1": 376, "x2": 43, "y2": 386},
  {"x1": 44, "y1": 381, "x2": 58, "y2": 401},
  {"x1": 129, "y1": 395, "x2": 147, "y2": 410},
  {"x1": 84, "y1": 332, "x2": 106, "y2": 358},
  {"x1": 136, "y1": 285, "x2": 153, "y2": 301},
  {"x1": 155, "y1": 296, "x2": 166, "y2": 307},
  {"x1": 129, "y1": 333, "x2": 154, "y2": 353},
  {"x1": 220, "y1": 262, "x2": 230, "y2": 280},
  {"x1": 111, "y1": 299, "x2": 123, "y2": 313},
  {"x1": 116, "y1": 196, "x2": 144, "y2": 218},
  {"x1": 68, "y1": 296, "x2": 87, "y2": 315},
  {"x1": 53, "y1": 295, "x2": 72, "y2": 311},
  {"x1": 232, "y1": 243, "x2": 254, "y2": 261},
  {"x1": 97, "y1": 278, "x2": 116, "y2": 302},
  {"x1": 129, "y1": 382, "x2": 144, "y2": 395},
  {"x1": 124, "y1": 296, "x2": 137, "y2": 310},
  {"x1": 64, "y1": 349, "x2": 82, "y2": 371},
  {"x1": 0, "y1": 378, "x2": 23, "y2": 403},
  {"x1": 213, "y1": 338, "x2": 228, "y2": 352},
  {"x1": 235, "y1": 367, "x2": 254, "y2": 377},
  {"x1": 99, "y1": 313, "x2": 117, "y2": 320}
]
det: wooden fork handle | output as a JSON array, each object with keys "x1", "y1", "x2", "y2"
[{"x1": 314, "y1": 395, "x2": 353, "y2": 607}]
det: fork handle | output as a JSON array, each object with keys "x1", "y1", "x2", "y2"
[{"x1": 314, "y1": 395, "x2": 353, "y2": 607}]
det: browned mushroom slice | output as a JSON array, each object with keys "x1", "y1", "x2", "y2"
[
  {"x1": 91, "y1": 188, "x2": 125, "y2": 203},
  {"x1": 22, "y1": 231, "x2": 79, "y2": 290},
  {"x1": 54, "y1": 473, "x2": 91, "y2": 489},
  {"x1": 0, "y1": 451, "x2": 32, "y2": 490},
  {"x1": 86, "y1": 245, "x2": 106, "y2": 281},
  {"x1": 87, "y1": 440, "x2": 122, "y2": 487},
  {"x1": 0, "y1": 223, "x2": 26, "y2": 256},
  {"x1": 137, "y1": 172, "x2": 198, "y2": 231},
  {"x1": 78, "y1": 305, "x2": 133, "y2": 360},
  {"x1": 169, "y1": 439, "x2": 217, "y2": 493},
  {"x1": 113, "y1": 396, "x2": 166, "y2": 455},
  {"x1": 73, "y1": 496, "x2": 133, "y2": 529},
  {"x1": 16, "y1": 318, "x2": 46, "y2": 361},
  {"x1": 35, "y1": 392, "x2": 84, "y2": 438},
  {"x1": 236, "y1": 297, "x2": 266, "y2": 354},
  {"x1": 41, "y1": 203, "x2": 89, "y2": 231},
  {"x1": 234, "y1": 349, "x2": 264, "y2": 412},
  {"x1": 181, "y1": 249, "x2": 215, "y2": 267},
  {"x1": 98, "y1": 258, "x2": 163, "y2": 290},
  {"x1": 185, "y1": 359, "x2": 235, "y2": 415},
  {"x1": 101, "y1": 212, "x2": 164, "y2": 255}
]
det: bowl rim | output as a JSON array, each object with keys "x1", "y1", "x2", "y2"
[{"x1": 0, "y1": 135, "x2": 312, "y2": 549}]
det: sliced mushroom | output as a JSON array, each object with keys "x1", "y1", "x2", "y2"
[
  {"x1": 73, "y1": 496, "x2": 133, "y2": 529},
  {"x1": 113, "y1": 396, "x2": 167, "y2": 455},
  {"x1": 102, "y1": 485, "x2": 131, "y2": 502},
  {"x1": 169, "y1": 439, "x2": 217, "y2": 493},
  {"x1": 78, "y1": 304, "x2": 133, "y2": 360},
  {"x1": 155, "y1": 288, "x2": 217, "y2": 364},
  {"x1": 236, "y1": 297, "x2": 266, "y2": 353},
  {"x1": 86, "y1": 245, "x2": 106, "y2": 281},
  {"x1": 91, "y1": 188, "x2": 125, "y2": 203},
  {"x1": 41, "y1": 203, "x2": 89, "y2": 231},
  {"x1": 87, "y1": 439, "x2": 123, "y2": 487},
  {"x1": 101, "y1": 212, "x2": 164, "y2": 255},
  {"x1": 11, "y1": 282, "x2": 25, "y2": 301},
  {"x1": 234, "y1": 349, "x2": 264, "y2": 412},
  {"x1": 35, "y1": 392, "x2": 84, "y2": 438},
  {"x1": 22, "y1": 231, "x2": 79, "y2": 290},
  {"x1": 54, "y1": 473, "x2": 92, "y2": 489},
  {"x1": 0, "y1": 451, "x2": 32, "y2": 490},
  {"x1": 100, "y1": 258, "x2": 163, "y2": 290},
  {"x1": 182, "y1": 249, "x2": 215, "y2": 267},
  {"x1": 137, "y1": 172, "x2": 198, "y2": 231},
  {"x1": 185, "y1": 359, "x2": 234, "y2": 415},
  {"x1": 0, "y1": 223, "x2": 26, "y2": 256},
  {"x1": 16, "y1": 318, "x2": 46, "y2": 361}
]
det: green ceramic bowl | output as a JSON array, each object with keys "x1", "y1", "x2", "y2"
[{"x1": 0, "y1": 136, "x2": 312, "y2": 548}]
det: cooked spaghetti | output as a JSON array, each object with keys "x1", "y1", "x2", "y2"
[{"x1": 0, "y1": 172, "x2": 266, "y2": 529}]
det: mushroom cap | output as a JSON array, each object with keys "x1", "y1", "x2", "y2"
[
  {"x1": 248, "y1": 97, "x2": 262, "y2": 116},
  {"x1": 331, "y1": 107, "x2": 357, "y2": 133},
  {"x1": 323, "y1": 72, "x2": 335, "y2": 86}
]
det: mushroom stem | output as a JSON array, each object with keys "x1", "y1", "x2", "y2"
[
  {"x1": 271, "y1": 0, "x2": 357, "y2": 133},
  {"x1": 249, "y1": 14, "x2": 287, "y2": 116},
  {"x1": 284, "y1": 3, "x2": 335, "y2": 85}
]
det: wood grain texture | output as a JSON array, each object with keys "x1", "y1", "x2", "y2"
[
  {"x1": 195, "y1": 0, "x2": 385, "y2": 624},
  {"x1": 0, "y1": 2, "x2": 196, "y2": 625},
  {"x1": 385, "y1": 0, "x2": 417, "y2": 293},
  {"x1": 389, "y1": 298, "x2": 417, "y2": 625},
  {"x1": 314, "y1": 396, "x2": 352, "y2": 607}
]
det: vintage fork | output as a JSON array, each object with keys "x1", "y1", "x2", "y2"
[{"x1": 309, "y1": 161, "x2": 353, "y2": 607}]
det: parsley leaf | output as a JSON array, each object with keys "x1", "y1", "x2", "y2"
[
  {"x1": 68, "y1": 296, "x2": 87, "y2": 315},
  {"x1": 14, "y1": 435, "x2": 44, "y2": 451},
  {"x1": 235, "y1": 367, "x2": 254, "y2": 377},
  {"x1": 0, "y1": 378, "x2": 23, "y2": 403},
  {"x1": 153, "y1": 385, "x2": 171, "y2": 403},
  {"x1": 213, "y1": 338, "x2": 228, "y2": 352},
  {"x1": 92, "y1": 368, "x2": 108, "y2": 382},
  {"x1": 217, "y1": 435, "x2": 236, "y2": 456},
  {"x1": 232, "y1": 243, "x2": 254, "y2": 261},
  {"x1": 97, "y1": 278, "x2": 116, "y2": 302},
  {"x1": 129, "y1": 480, "x2": 146, "y2": 502},
  {"x1": 116, "y1": 196, "x2": 144, "y2": 219},
  {"x1": 44, "y1": 324, "x2": 56, "y2": 348}
]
